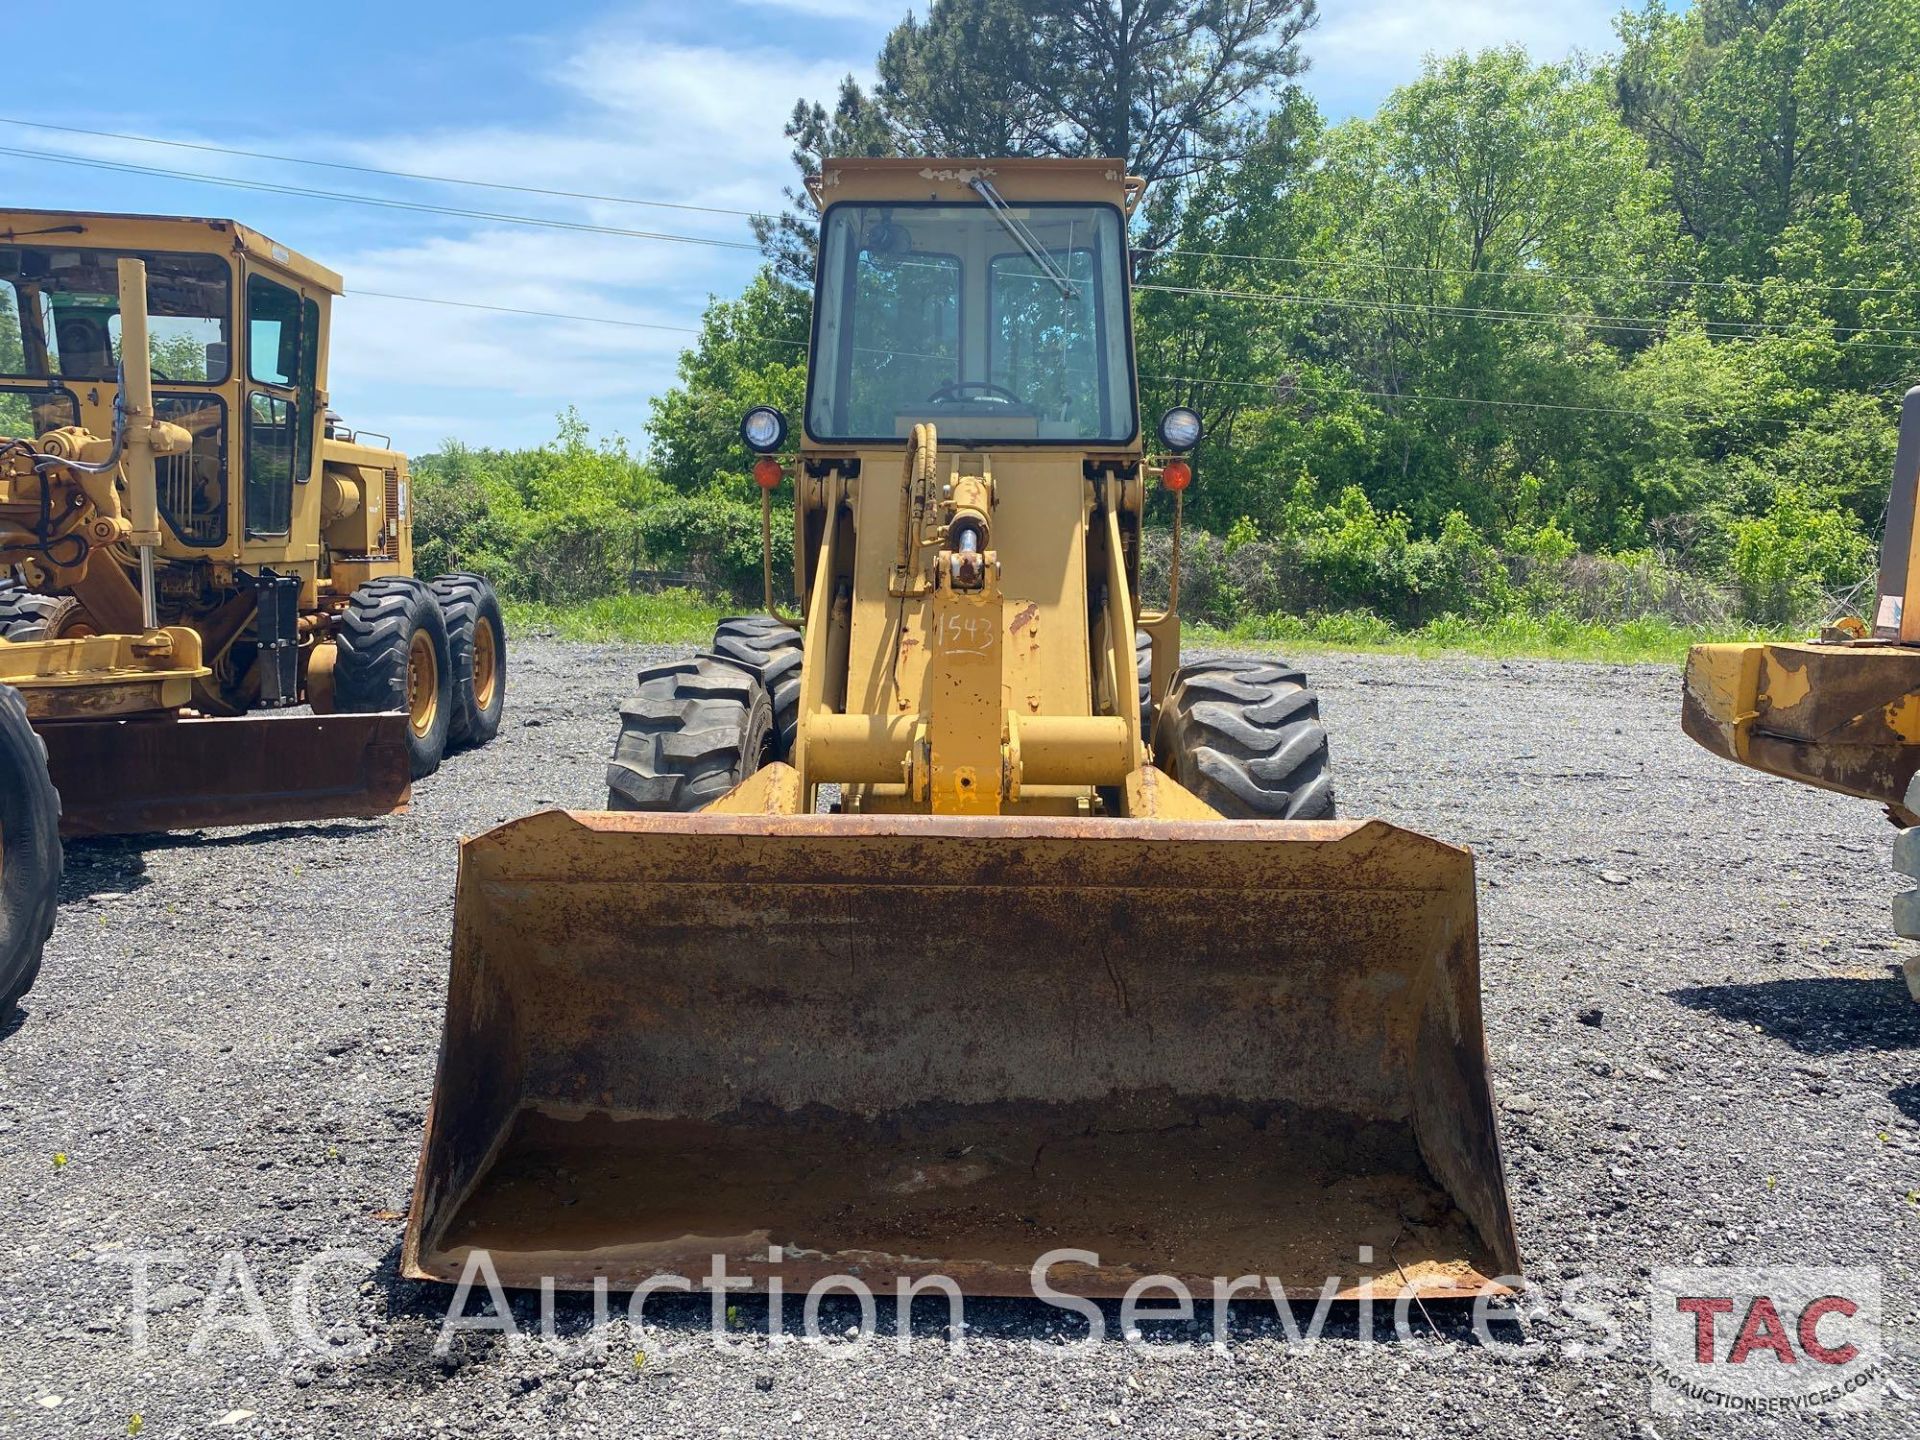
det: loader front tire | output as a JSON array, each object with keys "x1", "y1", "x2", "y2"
[
  {"x1": 712, "y1": 616, "x2": 803, "y2": 761},
  {"x1": 1136, "y1": 630, "x2": 1152, "y2": 732},
  {"x1": 1155, "y1": 656, "x2": 1335, "y2": 820},
  {"x1": 607, "y1": 656, "x2": 773, "y2": 812},
  {"x1": 333, "y1": 578, "x2": 453, "y2": 780},
  {"x1": 430, "y1": 574, "x2": 507, "y2": 750},
  {"x1": 0, "y1": 586, "x2": 94, "y2": 641},
  {"x1": 0, "y1": 682, "x2": 59, "y2": 1019}
]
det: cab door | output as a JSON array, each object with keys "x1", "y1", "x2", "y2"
[{"x1": 241, "y1": 271, "x2": 321, "y2": 551}]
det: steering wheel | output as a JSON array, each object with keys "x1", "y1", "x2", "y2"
[{"x1": 926, "y1": 380, "x2": 1023, "y2": 407}]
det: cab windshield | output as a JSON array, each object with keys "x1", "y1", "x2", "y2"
[
  {"x1": 806, "y1": 202, "x2": 1135, "y2": 444},
  {"x1": 0, "y1": 246, "x2": 230, "y2": 384}
]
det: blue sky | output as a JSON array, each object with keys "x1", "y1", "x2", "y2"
[{"x1": 4, "y1": 1, "x2": 1624, "y2": 454}]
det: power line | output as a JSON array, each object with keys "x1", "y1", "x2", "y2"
[
  {"x1": 2, "y1": 129, "x2": 1898, "y2": 418},
  {"x1": 8, "y1": 134, "x2": 1914, "y2": 350},
  {"x1": 6, "y1": 116, "x2": 1909, "y2": 304},
  {"x1": 7, "y1": 115, "x2": 1912, "y2": 312},
  {"x1": 1142, "y1": 370, "x2": 1772, "y2": 424},
  {"x1": 1136, "y1": 280, "x2": 1920, "y2": 351},
  {"x1": 355, "y1": 289, "x2": 963, "y2": 362},
  {"x1": 1144, "y1": 244, "x2": 1918, "y2": 300},
  {"x1": 357, "y1": 287, "x2": 1850, "y2": 427},
  {"x1": 353, "y1": 290, "x2": 749, "y2": 340},
  {"x1": 0, "y1": 116, "x2": 773, "y2": 222},
  {"x1": 0, "y1": 146, "x2": 761, "y2": 252}
]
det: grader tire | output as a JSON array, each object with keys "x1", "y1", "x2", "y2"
[
  {"x1": 0, "y1": 586, "x2": 92, "y2": 641},
  {"x1": 606, "y1": 656, "x2": 773, "y2": 812},
  {"x1": 1155, "y1": 656, "x2": 1335, "y2": 820},
  {"x1": 0, "y1": 682, "x2": 59, "y2": 1018},
  {"x1": 1135, "y1": 630, "x2": 1152, "y2": 732},
  {"x1": 334, "y1": 578, "x2": 453, "y2": 780},
  {"x1": 712, "y1": 616, "x2": 803, "y2": 762},
  {"x1": 429, "y1": 574, "x2": 507, "y2": 750}
]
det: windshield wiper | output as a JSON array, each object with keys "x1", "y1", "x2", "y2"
[{"x1": 969, "y1": 178, "x2": 1077, "y2": 299}]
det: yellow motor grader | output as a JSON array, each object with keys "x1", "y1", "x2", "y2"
[
  {"x1": 1684, "y1": 386, "x2": 1920, "y2": 1001},
  {"x1": 405, "y1": 158, "x2": 1519, "y2": 1301},
  {"x1": 0, "y1": 217, "x2": 507, "y2": 1016}
]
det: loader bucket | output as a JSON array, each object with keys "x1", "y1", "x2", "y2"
[
  {"x1": 42, "y1": 712, "x2": 411, "y2": 837},
  {"x1": 404, "y1": 809, "x2": 1519, "y2": 1300}
]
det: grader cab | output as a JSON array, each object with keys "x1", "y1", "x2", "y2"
[
  {"x1": 406, "y1": 159, "x2": 1518, "y2": 1301},
  {"x1": 0, "y1": 212, "x2": 507, "y2": 835}
]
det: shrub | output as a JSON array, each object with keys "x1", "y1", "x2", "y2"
[
  {"x1": 635, "y1": 490, "x2": 795, "y2": 602},
  {"x1": 1727, "y1": 488, "x2": 1875, "y2": 626}
]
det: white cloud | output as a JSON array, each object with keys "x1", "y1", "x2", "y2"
[
  {"x1": 3, "y1": 2, "x2": 1625, "y2": 452},
  {"x1": 293, "y1": 22, "x2": 895, "y2": 451},
  {"x1": 295, "y1": 35, "x2": 875, "y2": 449}
]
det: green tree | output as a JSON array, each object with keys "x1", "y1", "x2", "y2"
[
  {"x1": 1615, "y1": 0, "x2": 1920, "y2": 280},
  {"x1": 758, "y1": 0, "x2": 1321, "y2": 278},
  {"x1": 646, "y1": 270, "x2": 810, "y2": 493},
  {"x1": 753, "y1": 79, "x2": 898, "y2": 287}
]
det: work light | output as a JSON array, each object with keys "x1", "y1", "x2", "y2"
[
  {"x1": 740, "y1": 406, "x2": 788, "y2": 453},
  {"x1": 1158, "y1": 407, "x2": 1203, "y2": 452}
]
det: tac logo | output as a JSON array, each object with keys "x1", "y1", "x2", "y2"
[{"x1": 1650, "y1": 1267, "x2": 1885, "y2": 1415}]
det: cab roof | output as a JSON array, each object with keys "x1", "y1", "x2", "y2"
[
  {"x1": 811, "y1": 157, "x2": 1144, "y2": 215},
  {"x1": 0, "y1": 209, "x2": 344, "y2": 294}
]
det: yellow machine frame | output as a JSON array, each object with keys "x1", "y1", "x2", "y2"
[
  {"x1": 403, "y1": 157, "x2": 1521, "y2": 1303},
  {"x1": 1683, "y1": 386, "x2": 1920, "y2": 998},
  {"x1": 0, "y1": 209, "x2": 412, "y2": 644}
]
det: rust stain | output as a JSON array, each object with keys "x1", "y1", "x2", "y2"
[
  {"x1": 1760, "y1": 652, "x2": 1813, "y2": 712},
  {"x1": 1009, "y1": 602, "x2": 1039, "y2": 634},
  {"x1": 406, "y1": 812, "x2": 1516, "y2": 1299}
]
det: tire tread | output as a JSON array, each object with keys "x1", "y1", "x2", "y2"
[
  {"x1": 607, "y1": 655, "x2": 773, "y2": 812},
  {"x1": 0, "y1": 681, "x2": 59, "y2": 1016},
  {"x1": 1154, "y1": 655, "x2": 1335, "y2": 820}
]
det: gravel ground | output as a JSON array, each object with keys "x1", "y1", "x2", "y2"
[{"x1": 2, "y1": 637, "x2": 1917, "y2": 1438}]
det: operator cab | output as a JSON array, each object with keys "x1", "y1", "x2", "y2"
[
  {"x1": 806, "y1": 192, "x2": 1138, "y2": 446},
  {"x1": 0, "y1": 212, "x2": 333, "y2": 556}
]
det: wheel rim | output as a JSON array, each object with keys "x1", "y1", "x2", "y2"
[
  {"x1": 472, "y1": 617, "x2": 499, "y2": 712},
  {"x1": 407, "y1": 631, "x2": 439, "y2": 739}
]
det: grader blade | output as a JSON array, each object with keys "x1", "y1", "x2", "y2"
[
  {"x1": 404, "y1": 809, "x2": 1519, "y2": 1299},
  {"x1": 43, "y1": 712, "x2": 411, "y2": 837}
]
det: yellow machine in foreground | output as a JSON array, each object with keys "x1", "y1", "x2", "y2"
[
  {"x1": 1684, "y1": 386, "x2": 1920, "y2": 1001},
  {"x1": 0, "y1": 213, "x2": 508, "y2": 835},
  {"x1": 405, "y1": 159, "x2": 1519, "y2": 1299}
]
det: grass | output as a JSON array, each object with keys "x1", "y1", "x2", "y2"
[
  {"x1": 503, "y1": 592, "x2": 1795, "y2": 664},
  {"x1": 503, "y1": 589, "x2": 724, "y2": 645},
  {"x1": 1193, "y1": 608, "x2": 1800, "y2": 664}
]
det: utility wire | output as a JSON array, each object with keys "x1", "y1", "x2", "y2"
[
  {"x1": 1137, "y1": 281, "x2": 1920, "y2": 348},
  {"x1": 1143, "y1": 244, "x2": 1919, "y2": 299},
  {"x1": 1143, "y1": 371, "x2": 1772, "y2": 424},
  {"x1": 0, "y1": 116, "x2": 774, "y2": 222},
  {"x1": 0, "y1": 146, "x2": 761, "y2": 252},
  {"x1": 356, "y1": 287, "x2": 1835, "y2": 427},
  {"x1": 4, "y1": 117, "x2": 1912, "y2": 301},
  {"x1": 6, "y1": 138, "x2": 1915, "y2": 347},
  {"x1": 353, "y1": 290, "x2": 747, "y2": 340},
  {"x1": 2, "y1": 129, "x2": 1899, "y2": 421}
]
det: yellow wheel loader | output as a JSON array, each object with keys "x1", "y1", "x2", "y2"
[
  {"x1": 1684, "y1": 386, "x2": 1920, "y2": 1001},
  {"x1": 406, "y1": 159, "x2": 1519, "y2": 1301},
  {"x1": 0, "y1": 215, "x2": 509, "y2": 836}
]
